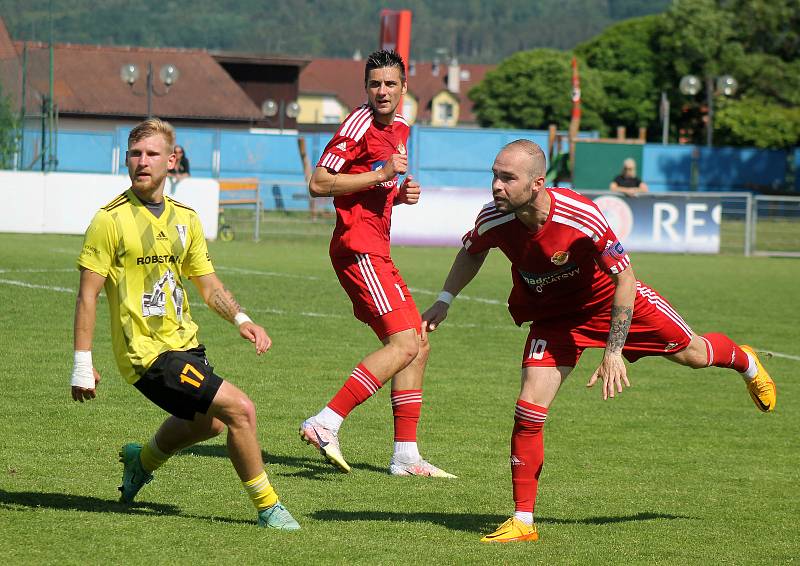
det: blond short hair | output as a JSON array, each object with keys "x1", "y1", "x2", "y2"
[{"x1": 128, "y1": 118, "x2": 176, "y2": 149}]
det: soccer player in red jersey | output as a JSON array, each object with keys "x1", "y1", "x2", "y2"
[
  {"x1": 422, "y1": 140, "x2": 777, "y2": 543},
  {"x1": 300, "y1": 50, "x2": 454, "y2": 478}
]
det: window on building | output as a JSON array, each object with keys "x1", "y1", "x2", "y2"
[{"x1": 436, "y1": 102, "x2": 454, "y2": 123}]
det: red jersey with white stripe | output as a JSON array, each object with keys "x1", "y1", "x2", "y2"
[
  {"x1": 462, "y1": 187, "x2": 632, "y2": 325},
  {"x1": 317, "y1": 104, "x2": 411, "y2": 258}
]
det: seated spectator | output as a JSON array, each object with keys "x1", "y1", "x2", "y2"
[
  {"x1": 168, "y1": 145, "x2": 191, "y2": 181},
  {"x1": 610, "y1": 158, "x2": 648, "y2": 197}
]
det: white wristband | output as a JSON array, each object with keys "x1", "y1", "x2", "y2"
[
  {"x1": 437, "y1": 291, "x2": 455, "y2": 305},
  {"x1": 71, "y1": 350, "x2": 95, "y2": 389},
  {"x1": 234, "y1": 312, "x2": 252, "y2": 327}
]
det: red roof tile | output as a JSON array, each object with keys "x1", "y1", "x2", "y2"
[
  {"x1": 14, "y1": 42, "x2": 263, "y2": 122},
  {"x1": 299, "y1": 57, "x2": 493, "y2": 124}
]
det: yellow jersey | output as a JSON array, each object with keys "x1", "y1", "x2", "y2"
[{"x1": 78, "y1": 189, "x2": 215, "y2": 383}]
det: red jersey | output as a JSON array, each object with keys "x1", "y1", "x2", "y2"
[
  {"x1": 317, "y1": 104, "x2": 411, "y2": 258},
  {"x1": 462, "y1": 188, "x2": 632, "y2": 326}
]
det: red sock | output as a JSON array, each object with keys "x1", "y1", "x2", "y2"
[
  {"x1": 511, "y1": 400, "x2": 548, "y2": 513},
  {"x1": 700, "y1": 333, "x2": 750, "y2": 372},
  {"x1": 327, "y1": 364, "x2": 383, "y2": 418},
  {"x1": 391, "y1": 389, "x2": 422, "y2": 442}
]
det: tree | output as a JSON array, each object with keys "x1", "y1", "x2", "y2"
[
  {"x1": 0, "y1": 83, "x2": 18, "y2": 170},
  {"x1": 722, "y1": 0, "x2": 800, "y2": 62},
  {"x1": 715, "y1": 97, "x2": 800, "y2": 149},
  {"x1": 656, "y1": 0, "x2": 800, "y2": 147},
  {"x1": 574, "y1": 15, "x2": 663, "y2": 135},
  {"x1": 468, "y1": 49, "x2": 607, "y2": 133}
]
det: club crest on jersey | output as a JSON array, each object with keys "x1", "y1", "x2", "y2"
[
  {"x1": 397, "y1": 142, "x2": 406, "y2": 155},
  {"x1": 551, "y1": 251, "x2": 569, "y2": 266},
  {"x1": 176, "y1": 224, "x2": 187, "y2": 247}
]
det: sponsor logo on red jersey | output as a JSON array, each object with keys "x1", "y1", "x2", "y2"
[{"x1": 551, "y1": 251, "x2": 569, "y2": 265}]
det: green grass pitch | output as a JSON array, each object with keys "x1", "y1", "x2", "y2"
[{"x1": 0, "y1": 230, "x2": 797, "y2": 564}]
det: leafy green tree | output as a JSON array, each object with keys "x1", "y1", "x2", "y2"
[
  {"x1": 715, "y1": 97, "x2": 800, "y2": 148},
  {"x1": 574, "y1": 15, "x2": 663, "y2": 135},
  {"x1": 656, "y1": 0, "x2": 800, "y2": 147},
  {"x1": 468, "y1": 49, "x2": 607, "y2": 133},
  {"x1": 722, "y1": 0, "x2": 800, "y2": 62},
  {"x1": 0, "y1": 83, "x2": 18, "y2": 170}
]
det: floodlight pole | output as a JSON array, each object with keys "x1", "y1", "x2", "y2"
[
  {"x1": 705, "y1": 75, "x2": 714, "y2": 147},
  {"x1": 146, "y1": 62, "x2": 154, "y2": 118}
]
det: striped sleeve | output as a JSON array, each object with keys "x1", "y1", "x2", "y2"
[
  {"x1": 461, "y1": 202, "x2": 513, "y2": 254},
  {"x1": 316, "y1": 105, "x2": 372, "y2": 173},
  {"x1": 551, "y1": 190, "x2": 631, "y2": 275}
]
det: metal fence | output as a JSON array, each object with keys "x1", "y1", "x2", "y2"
[
  {"x1": 230, "y1": 185, "x2": 800, "y2": 257},
  {"x1": 751, "y1": 195, "x2": 800, "y2": 257}
]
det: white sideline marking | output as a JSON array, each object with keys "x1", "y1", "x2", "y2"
[
  {"x1": 0, "y1": 268, "x2": 74, "y2": 274},
  {"x1": 0, "y1": 278, "x2": 75, "y2": 293},
  {"x1": 408, "y1": 287, "x2": 504, "y2": 305},
  {"x1": 3, "y1": 268, "x2": 797, "y2": 360},
  {"x1": 216, "y1": 265, "x2": 321, "y2": 281},
  {"x1": 216, "y1": 266, "x2": 505, "y2": 305},
  {"x1": 760, "y1": 350, "x2": 800, "y2": 362},
  {"x1": 249, "y1": 306, "x2": 520, "y2": 331}
]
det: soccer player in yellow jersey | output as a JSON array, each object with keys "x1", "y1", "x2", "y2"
[{"x1": 70, "y1": 118, "x2": 299, "y2": 530}]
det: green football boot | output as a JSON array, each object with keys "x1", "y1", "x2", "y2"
[
  {"x1": 257, "y1": 502, "x2": 301, "y2": 531},
  {"x1": 118, "y1": 443, "x2": 153, "y2": 503}
]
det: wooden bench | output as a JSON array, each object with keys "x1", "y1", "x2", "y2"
[{"x1": 218, "y1": 178, "x2": 260, "y2": 206}]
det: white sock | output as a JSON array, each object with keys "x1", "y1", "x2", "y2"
[
  {"x1": 393, "y1": 441, "x2": 421, "y2": 462},
  {"x1": 741, "y1": 353, "x2": 758, "y2": 381},
  {"x1": 314, "y1": 406, "x2": 344, "y2": 433},
  {"x1": 514, "y1": 511, "x2": 533, "y2": 525}
]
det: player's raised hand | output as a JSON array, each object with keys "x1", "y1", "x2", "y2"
[
  {"x1": 421, "y1": 301, "x2": 449, "y2": 340},
  {"x1": 71, "y1": 367, "x2": 101, "y2": 402},
  {"x1": 239, "y1": 321, "x2": 272, "y2": 355},
  {"x1": 382, "y1": 153, "x2": 408, "y2": 179},
  {"x1": 397, "y1": 175, "x2": 421, "y2": 205},
  {"x1": 586, "y1": 352, "x2": 630, "y2": 400}
]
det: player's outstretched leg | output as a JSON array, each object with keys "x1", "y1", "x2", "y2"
[
  {"x1": 118, "y1": 443, "x2": 153, "y2": 503},
  {"x1": 299, "y1": 362, "x2": 385, "y2": 473},
  {"x1": 678, "y1": 334, "x2": 777, "y2": 412},
  {"x1": 740, "y1": 345, "x2": 777, "y2": 412},
  {"x1": 210, "y1": 381, "x2": 300, "y2": 529},
  {"x1": 299, "y1": 357, "x2": 389, "y2": 473}
]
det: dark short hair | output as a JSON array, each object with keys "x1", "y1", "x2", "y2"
[{"x1": 364, "y1": 49, "x2": 406, "y2": 86}]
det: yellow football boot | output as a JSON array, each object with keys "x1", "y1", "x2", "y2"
[
  {"x1": 741, "y1": 345, "x2": 776, "y2": 412},
  {"x1": 480, "y1": 518, "x2": 539, "y2": 543}
]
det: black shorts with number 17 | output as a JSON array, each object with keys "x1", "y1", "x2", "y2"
[{"x1": 133, "y1": 346, "x2": 223, "y2": 420}]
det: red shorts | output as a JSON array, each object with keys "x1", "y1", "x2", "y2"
[
  {"x1": 332, "y1": 253, "x2": 422, "y2": 340},
  {"x1": 522, "y1": 281, "x2": 693, "y2": 367}
]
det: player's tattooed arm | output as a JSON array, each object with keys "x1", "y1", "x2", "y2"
[
  {"x1": 607, "y1": 305, "x2": 633, "y2": 354},
  {"x1": 208, "y1": 285, "x2": 243, "y2": 323}
]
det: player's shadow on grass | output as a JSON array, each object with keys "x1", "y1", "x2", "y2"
[
  {"x1": 0, "y1": 490, "x2": 253, "y2": 527},
  {"x1": 182, "y1": 444, "x2": 386, "y2": 479},
  {"x1": 310, "y1": 510, "x2": 694, "y2": 534}
]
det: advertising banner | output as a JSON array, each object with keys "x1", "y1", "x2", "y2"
[
  {"x1": 591, "y1": 193, "x2": 721, "y2": 253},
  {"x1": 392, "y1": 189, "x2": 721, "y2": 254}
]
